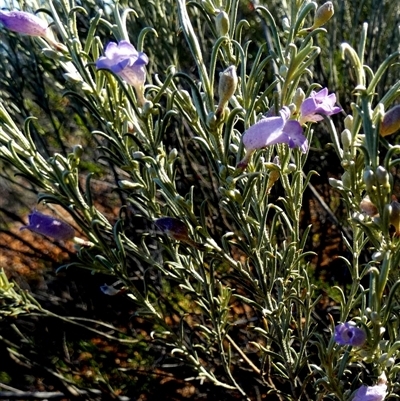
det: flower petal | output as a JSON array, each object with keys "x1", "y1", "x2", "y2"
[
  {"x1": 313, "y1": 87, "x2": 329, "y2": 100},
  {"x1": 282, "y1": 120, "x2": 308, "y2": 153},
  {"x1": 242, "y1": 116, "x2": 285, "y2": 151},
  {"x1": 300, "y1": 98, "x2": 324, "y2": 122},
  {"x1": 96, "y1": 41, "x2": 148, "y2": 91},
  {"x1": 110, "y1": 58, "x2": 132, "y2": 74},
  {"x1": 95, "y1": 56, "x2": 113, "y2": 70},
  {"x1": 103, "y1": 41, "x2": 119, "y2": 57},
  {"x1": 242, "y1": 107, "x2": 307, "y2": 154},
  {"x1": 334, "y1": 322, "x2": 366, "y2": 346},
  {"x1": 300, "y1": 87, "x2": 342, "y2": 124},
  {"x1": 353, "y1": 384, "x2": 387, "y2": 401},
  {"x1": 115, "y1": 40, "x2": 138, "y2": 56}
]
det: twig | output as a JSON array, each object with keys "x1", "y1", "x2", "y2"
[{"x1": 225, "y1": 333, "x2": 261, "y2": 375}]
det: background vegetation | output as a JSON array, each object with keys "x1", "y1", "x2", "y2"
[{"x1": 1, "y1": 0, "x2": 400, "y2": 399}]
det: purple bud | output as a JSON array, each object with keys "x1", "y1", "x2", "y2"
[
  {"x1": 20, "y1": 210, "x2": 75, "y2": 241},
  {"x1": 380, "y1": 105, "x2": 400, "y2": 137},
  {"x1": 0, "y1": 10, "x2": 48, "y2": 37},
  {"x1": 334, "y1": 322, "x2": 366, "y2": 347}
]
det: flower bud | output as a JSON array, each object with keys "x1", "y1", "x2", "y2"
[
  {"x1": 42, "y1": 48, "x2": 60, "y2": 60},
  {"x1": 310, "y1": 2, "x2": 334, "y2": 30},
  {"x1": 229, "y1": 143, "x2": 239, "y2": 153},
  {"x1": 279, "y1": 65, "x2": 288, "y2": 78},
  {"x1": 282, "y1": 17, "x2": 290, "y2": 31},
  {"x1": 363, "y1": 167, "x2": 376, "y2": 191},
  {"x1": 73, "y1": 145, "x2": 83, "y2": 159},
  {"x1": 380, "y1": 105, "x2": 400, "y2": 137},
  {"x1": 141, "y1": 100, "x2": 153, "y2": 117},
  {"x1": 329, "y1": 177, "x2": 344, "y2": 190},
  {"x1": 378, "y1": 353, "x2": 389, "y2": 364},
  {"x1": 215, "y1": 10, "x2": 229, "y2": 36},
  {"x1": 293, "y1": 88, "x2": 305, "y2": 113},
  {"x1": 168, "y1": 148, "x2": 179, "y2": 162},
  {"x1": 216, "y1": 65, "x2": 237, "y2": 117},
  {"x1": 375, "y1": 166, "x2": 390, "y2": 187},
  {"x1": 385, "y1": 358, "x2": 395, "y2": 368},
  {"x1": 132, "y1": 151, "x2": 145, "y2": 159},
  {"x1": 344, "y1": 115, "x2": 353, "y2": 131},
  {"x1": 370, "y1": 311, "x2": 381, "y2": 324},
  {"x1": 372, "y1": 251, "x2": 384, "y2": 262},
  {"x1": 207, "y1": 111, "x2": 218, "y2": 129},
  {"x1": 341, "y1": 129, "x2": 352, "y2": 151}
]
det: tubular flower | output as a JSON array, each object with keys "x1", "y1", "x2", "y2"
[
  {"x1": 238, "y1": 106, "x2": 308, "y2": 169},
  {"x1": 0, "y1": 10, "x2": 48, "y2": 36},
  {"x1": 334, "y1": 322, "x2": 366, "y2": 347},
  {"x1": 20, "y1": 210, "x2": 75, "y2": 241},
  {"x1": 96, "y1": 40, "x2": 148, "y2": 105},
  {"x1": 299, "y1": 87, "x2": 342, "y2": 124},
  {"x1": 0, "y1": 10, "x2": 64, "y2": 50},
  {"x1": 353, "y1": 384, "x2": 387, "y2": 401}
]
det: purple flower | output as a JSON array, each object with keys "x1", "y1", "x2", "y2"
[
  {"x1": 299, "y1": 87, "x2": 342, "y2": 124},
  {"x1": 238, "y1": 107, "x2": 308, "y2": 168},
  {"x1": 154, "y1": 217, "x2": 190, "y2": 242},
  {"x1": 0, "y1": 10, "x2": 48, "y2": 37},
  {"x1": 334, "y1": 322, "x2": 366, "y2": 347},
  {"x1": 20, "y1": 210, "x2": 75, "y2": 241},
  {"x1": 96, "y1": 40, "x2": 148, "y2": 104},
  {"x1": 353, "y1": 384, "x2": 387, "y2": 401}
]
